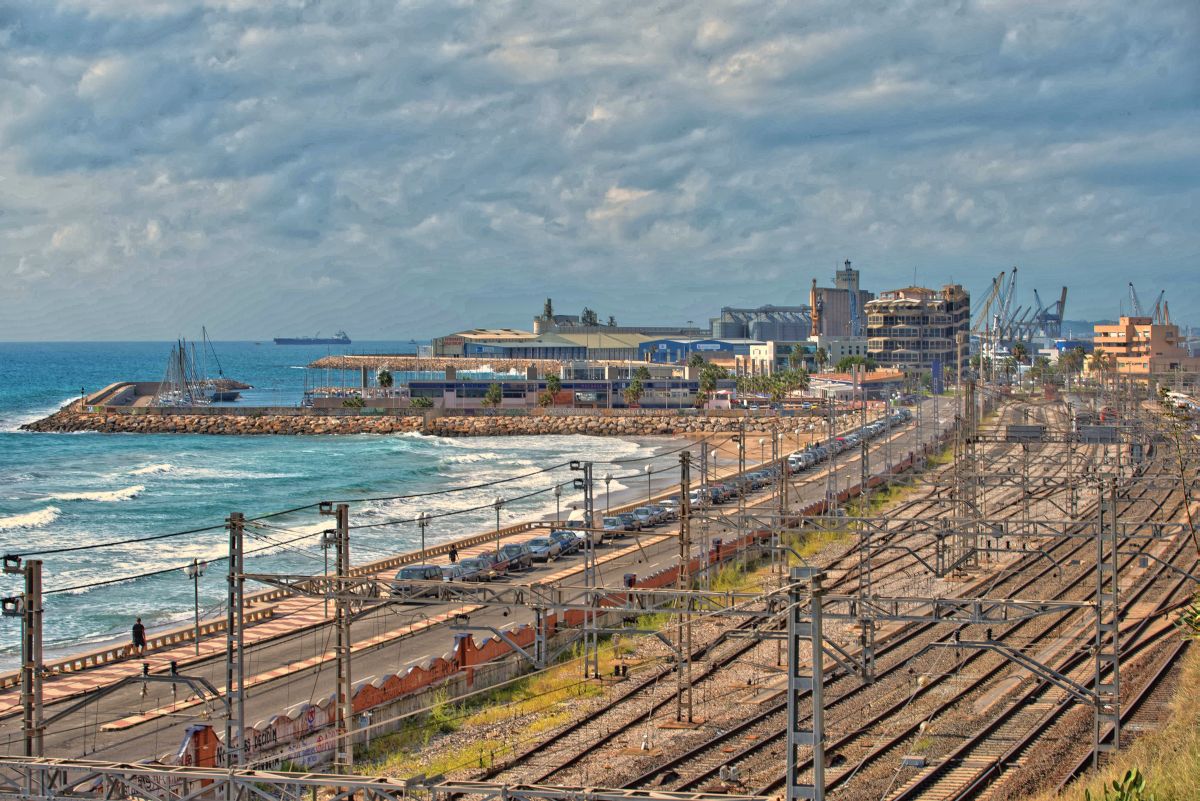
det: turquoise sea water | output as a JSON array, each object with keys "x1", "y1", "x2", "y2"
[{"x1": 0, "y1": 342, "x2": 650, "y2": 666}]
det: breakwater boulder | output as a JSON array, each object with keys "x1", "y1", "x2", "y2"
[{"x1": 22, "y1": 406, "x2": 813, "y2": 438}]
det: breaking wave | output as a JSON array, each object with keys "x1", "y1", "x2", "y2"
[
  {"x1": 45, "y1": 485, "x2": 144, "y2": 503},
  {"x1": 0, "y1": 506, "x2": 61, "y2": 531},
  {"x1": 129, "y1": 463, "x2": 174, "y2": 476}
]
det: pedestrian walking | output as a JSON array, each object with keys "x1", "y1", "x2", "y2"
[
  {"x1": 448, "y1": 545, "x2": 458, "y2": 563},
  {"x1": 131, "y1": 617, "x2": 147, "y2": 656}
]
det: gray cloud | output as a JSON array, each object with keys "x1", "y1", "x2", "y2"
[{"x1": 1, "y1": 0, "x2": 1197, "y2": 340}]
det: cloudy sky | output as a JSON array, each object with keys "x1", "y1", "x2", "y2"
[{"x1": 1, "y1": 0, "x2": 1197, "y2": 341}]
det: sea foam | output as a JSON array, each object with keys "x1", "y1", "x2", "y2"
[
  {"x1": 45, "y1": 485, "x2": 144, "y2": 503},
  {"x1": 0, "y1": 506, "x2": 61, "y2": 531},
  {"x1": 129, "y1": 463, "x2": 174, "y2": 476}
]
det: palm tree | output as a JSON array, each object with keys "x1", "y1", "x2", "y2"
[
  {"x1": 1012, "y1": 342, "x2": 1028, "y2": 364},
  {"x1": 376, "y1": 369, "x2": 393, "y2": 389},
  {"x1": 546, "y1": 374, "x2": 562, "y2": 395},
  {"x1": 815, "y1": 347, "x2": 828, "y2": 373},
  {"x1": 483, "y1": 383, "x2": 503, "y2": 408}
]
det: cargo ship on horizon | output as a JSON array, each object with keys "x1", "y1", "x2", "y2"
[{"x1": 273, "y1": 331, "x2": 351, "y2": 345}]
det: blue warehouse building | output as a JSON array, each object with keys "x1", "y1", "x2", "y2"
[{"x1": 638, "y1": 338, "x2": 763, "y2": 364}]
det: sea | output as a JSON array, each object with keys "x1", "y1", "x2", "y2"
[{"x1": 0, "y1": 341, "x2": 655, "y2": 668}]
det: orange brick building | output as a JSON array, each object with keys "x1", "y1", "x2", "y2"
[{"x1": 1092, "y1": 315, "x2": 1200, "y2": 377}]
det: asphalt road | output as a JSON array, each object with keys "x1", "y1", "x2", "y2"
[{"x1": 0, "y1": 397, "x2": 956, "y2": 763}]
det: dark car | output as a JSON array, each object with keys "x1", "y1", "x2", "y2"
[
  {"x1": 617, "y1": 511, "x2": 642, "y2": 531},
  {"x1": 550, "y1": 529, "x2": 580, "y2": 555},
  {"x1": 500, "y1": 542, "x2": 534, "y2": 571},
  {"x1": 457, "y1": 557, "x2": 494, "y2": 581},
  {"x1": 391, "y1": 564, "x2": 443, "y2": 597}
]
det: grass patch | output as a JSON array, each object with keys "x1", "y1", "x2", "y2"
[
  {"x1": 788, "y1": 528, "x2": 848, "y2": 561},
  {"x1": 1030, "y1": 644, "x2": 1200, "y2": 801}
]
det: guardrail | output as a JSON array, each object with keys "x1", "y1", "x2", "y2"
[{"x1": 0, "y1": 606, "x2": 277, "y2": 690}]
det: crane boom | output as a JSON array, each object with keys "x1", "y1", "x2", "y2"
[{"x1": 1128, "y1": 283, "x2": 1143, "y2": 317}]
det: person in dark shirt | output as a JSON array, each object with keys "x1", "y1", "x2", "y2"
[{"x1": 131, "y1": 618, "x2": 147, "y2": 656}]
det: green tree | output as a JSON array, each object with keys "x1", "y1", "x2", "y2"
[
  {"x1": 537, "y1": 391, "x2": 554, "y2": 407},
  {"x1": 623, "y1": 378, "x2": 644, "y2": 407},
  {"x1": 1012, "y1": 342, "x2": 1029, "y2": 364},
  {"x1": 788, "y1": 347, "x2": 807, "y2": 369},
  {"x1": 409, "y1": 396, "x2": 434, "y2": 408},
  {"x1": 342, "y1": 396, "x2": 365, "y2": 408},
  {"x1": 483, "y1": 383, "x2": 503, "y2": 407},
  {"x1": 376, "y1": 368, "x2": 393, "y2": 388},
  {"x1": 634, "y1": 365, "x2": 651, "y2": 381},
  {"x1": 835, "y1": 355, "x2": 877, "y2": 372},
  {"x1": 687, "y1": 353, "x2": 706, "y2": 368},
  {"x1": 545, "y1": 374, "x2": 561, "y2": 395},
  {"x1": 698, "y1": 363, "x2": 729, "y2": 395},
  {"x1": 815, "y1": 347, "x2": 828, "y2": 372}
]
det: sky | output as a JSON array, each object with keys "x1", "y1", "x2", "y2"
[{"x1": 1, "y1": 0, "x2": 1197, "y2": 341}]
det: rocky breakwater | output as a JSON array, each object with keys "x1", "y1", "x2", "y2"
[{"x1": 23, "y1": 406, "x2": 811, "y2": 437}]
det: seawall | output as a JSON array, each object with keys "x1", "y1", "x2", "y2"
[{"x1": 22, "y1": 404, "x2": 815, "y2": 437}]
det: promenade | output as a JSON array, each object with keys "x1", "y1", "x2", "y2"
[{"x1": 0, "y1": 400, "x2": 952, "y2": 765}]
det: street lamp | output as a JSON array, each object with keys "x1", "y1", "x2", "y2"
[
  {"x1": 554, "y1": 484, "x2": 562, "y2": 523},
  {"x1": 321, "y1": 529, "x2": 336, "y2": 617},
  {"x1": 644, "y1": 464, "x2": 652, "y2": 504},
  {"x1": 604, "y1": 472, "x2": 613, "y2": 514},
  {"x1": 417, "y1": 512, "x2": 429, "y2": 554},
  {"x1": 182, "y1": 559, "x2": 207, "y2": 655},
  {"x1": 493, "y1": 497, "x2": 504, "y2": 553},
  {"x1": 758, "y1": 437, "x2": 765, "y2": 465}
]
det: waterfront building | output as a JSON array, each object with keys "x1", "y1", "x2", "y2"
[
  {"x1": 1092, "y1": 312, "x2": 1200, "y2": 377},
  {"x1": 746, "y1": 342, "x2": 816, "y2": 375},
  {"x1": 637, "y1": 338, "x2": 764, "y2": 364},
  {"x1": 809, "y1": 260, "x2": 875, "y2": 337},
  {"x1": 809, "y1": 369, "x2": 907, "y2": 400},
  {"x1": 808, "y1": 335, "x2": 870, "y2": 369},
  {"x1": 398, "y1": 376, "x2": 732, "y2": 410},
  {"x1": 865, "y1": 284, "x2": 970, "y2": 375}
]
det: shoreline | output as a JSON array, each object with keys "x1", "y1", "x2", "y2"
[{"x1": 9, "y1": 433, "x2": 704, "y2": 671}]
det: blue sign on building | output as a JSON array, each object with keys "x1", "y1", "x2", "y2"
[{"x1": 931, "y1": 358, "x2": 944, "y2": 395}]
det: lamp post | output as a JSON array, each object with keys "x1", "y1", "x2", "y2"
[
  {"x1": 417, "y1": 512, "x2": 429, "y2": 554},
  {"x1": 182, "y1": 559, "x2": 207, "y2": 656},
  {"x1": 645, "y1": 464, "x2": 652, "y2": 504},
  {"x1": 604, "y1": 472, "x2": 613, "y2": 514},
  {"x1": 493, "y1": 497, "x2": 504, "y2": 554},
  {"x1": 758, "y1": 437, "x2": 765, "y2": 465},
  {"x1": 321, "y1": 529, "x2": 336, "y2": 618},
  {"x1": 554, "y1": 484, "x2": 562, "y2": 523}
]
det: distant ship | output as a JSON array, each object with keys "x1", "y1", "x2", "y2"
[{"x1": 274, "y1": 331, "x2": 351, "y2": 345}]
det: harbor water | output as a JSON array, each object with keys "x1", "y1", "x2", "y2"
[{"x1": 0, "y1": 341, "x2": 656, "y2": 667}]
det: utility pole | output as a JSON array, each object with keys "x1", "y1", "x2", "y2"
[
  {"x1": 571, "y1": 461, "x2": 599, "y2": 678},
  {"x1": 224, "y1": 512, "x2": 246, "y2": 769},
  {"x1": 736, "y1": 422, "x2": 747, "y2": 563},
  {"x1": 825, "y1": 396, "x2": 836, "y2": 509},
  {"x1": 333, "y1": 504, "x2": 354, "y2": 771},
  {"x1": 676, "y1": 452, "x2": 694, "y2": 722},
  {"x1": 787, "y1": 568, "x2": 826, "y2": 801},
  {"x1": 856, "y1": 369, "x2": 874, "y2": 680},
  {"x1": 699, "y1": 442, "x2": 710, "y2": 589}
]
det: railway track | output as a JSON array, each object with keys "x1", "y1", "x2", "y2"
[{"x1": 479, "y1": 402, "x2": 1089, "y2": 786}]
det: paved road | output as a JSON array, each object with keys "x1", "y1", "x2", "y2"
[{"x1": 0, "y1": 398, "x2": 956, "y2": 763}]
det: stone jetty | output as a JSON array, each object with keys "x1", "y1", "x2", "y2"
[{"x1": 23, "y1": 403, "x2": 811, "y2": 437}]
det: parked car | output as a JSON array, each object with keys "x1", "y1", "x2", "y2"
[
  {"x1": 477, "y1": 551, "x2": 510, "y2": 577},
  {"x1": 646, "y1": 504, "x2": 669, "y2": 523},
  {"x1": 457, "y1": 557, "x2": 494, "y2": 581},
  {"x1": 633, "y1": 507, "x2": 656, "y2": 527},
  {"x1": 660, "y1": 498, "x2": 681, "y2": 518},
  {"x1": 500, "y1": 542, "x2": 534, "y2": 571},
  {"x1": 550, "y1": 529, "x2": 580, "y2": 555},
  {"x1": 440, "y1": 564, "x2": 467, "y2": 582},
  {"x1": 617, "y1": 512, "x2": 642, "y2": 531},
  {"x1": 603, "y1": 517, "x2": 627, "y2": 537},
  {"x1": 391, "y1": 564, "x2": 443, "y2": 597},
  {"x1": 525, "y1": 536, "x2": 561, "y2": 562}
]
